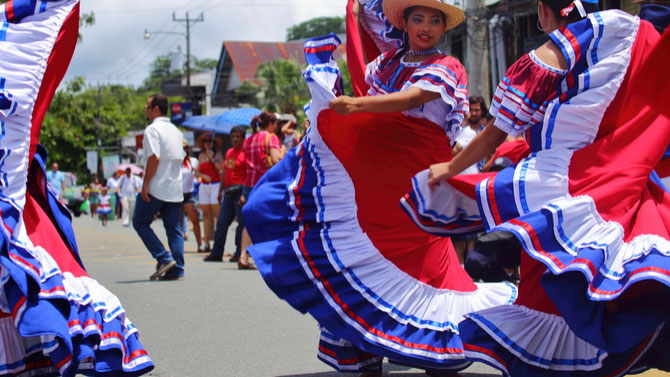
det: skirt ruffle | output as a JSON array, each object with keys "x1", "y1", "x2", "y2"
[{"x1": 0, "y1": 149, "x2": 153, "y2": 377}]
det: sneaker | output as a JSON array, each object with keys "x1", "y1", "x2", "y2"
[
  {"x1": 203, "y1": 254, "x2": 223, "y2": 262},
  {"x1": 150, "y1": 260, "x2": 177, "y2": 281},
  {"x1": 198, "y1": 243, "x2": 210, "y2": 253},
  {"x1": 159, "y1": 274, "x2": 184, "y2": 281}
]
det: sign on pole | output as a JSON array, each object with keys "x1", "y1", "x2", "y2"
[{"x1": 86, "y1": 151, "x2": 98, "y2": 173}]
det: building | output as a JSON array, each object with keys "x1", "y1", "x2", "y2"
[{"x1": 211, "y1": 39, "x2": 346, "y2": 109}]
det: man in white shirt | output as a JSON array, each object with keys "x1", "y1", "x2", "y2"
[
  {"x1": 133, "y1": 93, "x2": 185, "y2": 281},
  {"x1": 118, "y1": 167, "x2": 141, "y2": 227}
]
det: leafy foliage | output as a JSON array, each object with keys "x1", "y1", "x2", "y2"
[
  {"x1": 286, "y1": 16, "x2": 345, "y2": 41},
  {"x1": 139, "y1": 55, "x2": 178, "y2": 93},
  {"x1": 42, "y1": 78, "x2": 150, "y2": 180},
  {"x1": 255, "y1": 59, "x2": 310, "y2": 114}
]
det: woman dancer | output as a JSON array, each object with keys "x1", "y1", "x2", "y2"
[
  {"x1": 403, "y1": 1, "x2": 670, "y2": 375},
  {"x1": 242, "y1": 0, "x2": 516, "y2": 374},
  {"x1": 0, "y1": 1, "x2": 152, "y2": 375}
]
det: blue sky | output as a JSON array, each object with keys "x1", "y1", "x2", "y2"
[{"x1": 65, "y1": 0, "x2": 347, "y2": 88}]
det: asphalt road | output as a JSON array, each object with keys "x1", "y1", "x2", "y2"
[{"x1": 70, "y1": 213, "x2": 668, "y2": 377}]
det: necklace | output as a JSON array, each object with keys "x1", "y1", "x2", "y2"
[{"x1": 407, "y1": 47, "x2": 439, "y2": 56}]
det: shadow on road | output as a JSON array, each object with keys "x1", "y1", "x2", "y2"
[{"x1": 277, "y1": 362, "x2": 500, "y2": 377}]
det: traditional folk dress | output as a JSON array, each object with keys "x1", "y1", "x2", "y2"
[
  {"x1": 96, "y1": 195, "x2": 112, "y2": 215},
  {"x1": 242, "y1": 34, "x2": 517, "y2": 372},
  {"x1": 403, "y1": 10, "x2": 670, "y2": 376},
  {"x1": 0, "y1": 1, "x2": 153, "y2": 376}
]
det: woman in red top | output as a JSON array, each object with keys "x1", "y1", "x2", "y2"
[
  {"x1": 238, "y1": 111, "x2": 281, "y2": 269},
  {"x1": 203, "y1": 126, "x2": 248, "y2": 263},
  {"x1": 196, "y1": 133, "x2": 224, "y2": 253}
]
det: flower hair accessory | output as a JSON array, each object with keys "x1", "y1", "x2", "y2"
[{"x1": 560, "y1": 0, "x2": 587, "y2": 17}]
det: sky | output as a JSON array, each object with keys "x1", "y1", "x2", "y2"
[{"x1": 65, "y1": 0, "x2": 348, "y2": 88}]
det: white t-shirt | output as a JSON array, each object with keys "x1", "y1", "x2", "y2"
[
  {"x1": 143, "y1": 117, "x2": 185, "y2": 202},
  {"x1": 118, "y1": 174, "x2": 141, "y2": 198},
  {"x1": 182, "y1": 156, "x2": 199, "y2": 194},
  {"x1": 455, "y1": 126, "x2": 480, "y2": 175},
  {"x1": 106, "y1": 176, "x2": 120, "y2": 191}
]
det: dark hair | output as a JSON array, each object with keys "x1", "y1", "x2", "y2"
[
  {"x1": 400, "y1": 6, "x2": 447, "y2": 49},
  {"x1": 148, "y1": 93, "x2": 169, "y2": 116},
  {"x1": 539, "y1": 0, "x2": 599, "y2": 23},
  {"x1": 230, "y1": 126, "x2": 246, "y2": 138},
  {"x1": 250, "y1": 111, "x2": 277, "y2": 134},
  {"x1": 469, "y1": 96, "x2": 489, "y2": 118}
]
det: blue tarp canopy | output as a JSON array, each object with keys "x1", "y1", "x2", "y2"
[{"x1": 181, "y1": 108, "x2": 262, "y2": 134}]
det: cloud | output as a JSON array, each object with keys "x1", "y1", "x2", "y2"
[{"x1": 65, "y1": 0, "x2": 346, "y2": 88}]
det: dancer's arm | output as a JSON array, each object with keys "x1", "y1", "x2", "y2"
[
  {"x1": 329, "y1": 87, "x2": 441, "y2": 114},
  {"x1": 427, "y1": 125, "x2": 508, "y2": 189}
]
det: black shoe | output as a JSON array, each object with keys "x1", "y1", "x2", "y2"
[
  {"x1": 228, "y1": 256, "x2": 239, "y2": 263},
  {"x1": 203, "y1": 254, "x2": 223, "y2": 262},
  {"x1": 150, "y1": 260, "x2": 177, "y2": 281},
  {"x1": 159, "y1": 274, "x2": 184, "y2": 281}
]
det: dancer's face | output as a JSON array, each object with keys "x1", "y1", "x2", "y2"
[{"x1": 404, "y1": 7, "x2": 445, "y2": 52}]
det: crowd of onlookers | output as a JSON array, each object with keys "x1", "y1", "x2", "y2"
[{"x1": 48, "y1": 92, "x2": 524, "y2": 282}]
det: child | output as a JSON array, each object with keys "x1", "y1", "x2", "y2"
[{"x1": 96, "y1": 187, "x2": 112, "y2": 226}]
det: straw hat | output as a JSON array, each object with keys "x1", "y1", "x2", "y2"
[
  {"x1": 195, "y1": 133, "x2": 222, "y2": 150},
  {"x1": 383, "y1": 0, "x2": 465, "y2": 32}
]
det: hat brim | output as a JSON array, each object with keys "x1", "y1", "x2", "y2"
[
  {"x1": 195, "y1": 133, "x2": 223, "y2": 150},
  {"x1": 383, "y1": 0, "x2": 466, "y2": 32}
]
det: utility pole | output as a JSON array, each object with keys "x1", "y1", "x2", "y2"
[
  {"x1": 97, "y1": 84, "x2": 102, "y2": 178},
  {"x1": 465, "y1": 0, "x2": 491, "y2": 103},
  {"x1": 172, "y1": 11, "x2": 204, "y2": 88}
]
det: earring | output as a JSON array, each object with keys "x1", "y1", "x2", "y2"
[{"x1": 536, "y1": 18, "x2": 550, "y2": 32}]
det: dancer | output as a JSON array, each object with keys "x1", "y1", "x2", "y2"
[
  {"x1": 97, "y1": 187, "x2": 112, "y2": 226},
  {"x1": 242, "y1": 0, "x2": 516, "y2": 374},
  {"x1": 0, "y1": 1, "x2": 153, "y2": 375},
  {"x1": 403, "y1": 1, "x2": 670, "y2": 375}
]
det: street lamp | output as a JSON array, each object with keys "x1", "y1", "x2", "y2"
[{"x1": 143, "y1": 29, "x2": 187, "y2": 81}]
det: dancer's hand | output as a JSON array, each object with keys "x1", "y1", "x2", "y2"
[
  {"x1": 329, "y1": 96, "x2": 360, "y2": 115},
  {"x1": 427, "y1": 162, "x2": 455, "y2": 190}
]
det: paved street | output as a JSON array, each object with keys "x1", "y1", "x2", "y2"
[{"x1": 71, "y1": 214, "x2": 668, "y2": 377}]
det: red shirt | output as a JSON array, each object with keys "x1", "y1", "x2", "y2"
[
  {"x1": 224, "y1": 147, "x2": 246, "y2": 187},
  {"x1": 243, "y1": 131, "x2": 281, "y2": 186}
]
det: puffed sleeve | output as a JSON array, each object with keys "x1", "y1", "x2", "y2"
[
  {"x1": 490, "y1": 52, "x2": 565, "y2": 137},
  {"x1": 408, "y1": 56, "x2": 469, "y2": 138}
]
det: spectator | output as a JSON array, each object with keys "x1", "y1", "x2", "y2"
[
  {"x1": 118, "y1": 167, "x2": 141, "y2": 227},
  {"x1": 133, "y1": 93, "x2": 185, "y2": 281},
  {"x1": 195, "y1": 132, "x2": 224, "y2": 253},
  {"x1": 181, "y1": 139, "x2": 202, "y2": 248},
  {"x1": 452, "y1": 95, "x2": 488, "y2": 174},
  {"x1": 277, "y1": 113, "x2": 301, "y2": 152},
  {"x1": 46, "y1": 162, "x2": 66, "y2": 199},
  {"x1": 87, "y1": 174, "x2": 102, "y2": 218},
  {"x1": 106, "y1": 171, "x2": 121, "y2": 219},
  {"x1": 204, "y1": 126, "x2": 247, "y2": 263},
  {"x1": 238, "y1": 111, "x2": 281, "y2": 269}
]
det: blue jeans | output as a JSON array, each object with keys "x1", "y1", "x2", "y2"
[
  {"x1": 211, "y1": 189, "x2": 244, "y2": 258},
  {"x1": 133, "y1": 194, "x2": 184, "y2": 277}
]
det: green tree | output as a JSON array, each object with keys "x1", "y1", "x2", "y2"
[
  {"x1": 255, "y1": 59, "x2": 310, "y2": 114},
  {"x1": 42, "y1": 77, "x2": 149, "y2": 180},
  {"x1": 286, "y1": 16, "x2": 345, "y2": 41},
  {"x1": 192, "y1": 57, "x2": 218, "y2": 72},
  {"x1": 139, "y1": 55, "x2": 178, "y2": 92}
]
